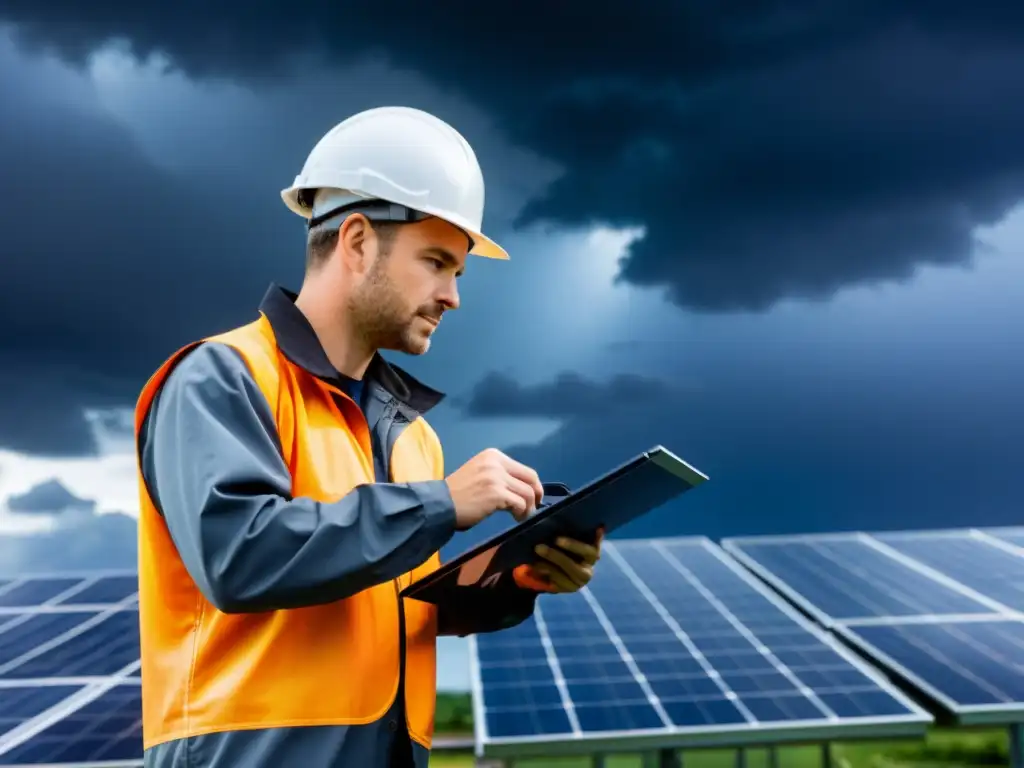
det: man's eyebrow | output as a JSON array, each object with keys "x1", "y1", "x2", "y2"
[{"x1": 421, "y1": 246, "x2": 465, "y2": 275}]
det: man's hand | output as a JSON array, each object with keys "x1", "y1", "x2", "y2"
[
  {"x1": 445, "y1": 448, "x2": 545, "y2": 530},
  {"x1": 514, "y1": 529, "x2": 604, "y2": 593}
]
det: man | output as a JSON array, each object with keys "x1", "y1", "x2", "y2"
[{"x1": 134, "y1": 105, "x2": 603, "y2": 768}]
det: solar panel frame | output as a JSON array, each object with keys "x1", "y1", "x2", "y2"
[
  {"x1": 833, "y1": 616, "x2": 1024, "y2": 726},
  {"x1": 470, "y1": 537, "x2": 932, "y2": 760}
]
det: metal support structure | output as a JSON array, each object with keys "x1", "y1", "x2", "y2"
[
  {"x1": 643, "y1": 749, "x2": 682, "y2": 768},
  {"x1": 734, "y1": 747, "x2": 746, "y2": 768},
  {"x1": 593, "y1": 755, "x2": 606, "y2": 768},
  {"x1": 821, "y1": 743, "x2": 832, "y2": 768},
  {"x1": 1010, "y1": 723, "x2": 1024, "y2": 768},
  {"x1": 767, "y1": 747, "x2": 778, "y2": 768}
]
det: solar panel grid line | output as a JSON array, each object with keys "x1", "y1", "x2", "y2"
[
  {"x1": 38, "y1": 579, "x2": 100, "y2": 608},
  {"x1": 602, "y1": 543, "x2": 756, "y2": 725},
  {"x1": 722, "y1": 533, "x2": 858, "y2": 545},
  {"x1": 0, "y1": 571, "x2": 136, "y2": 581},
  {"x1": 0, "y1": 679, "x2": 120, "y2": 690},
  {"x1": 970, "y1": 529, "x2": 1024, "y2": 558},
  {"x1": 859, "y1": 533, "x2": 1020, "y2": 617},
  {"x1": 0, "y1": 665, "x2": 140, "y2": 760},
  {"x1": 0, "y1": 606, "x2": 128, "y2": 618},
  {"x1": 0, "y1": 603, "x2": 137, "y2": 678},
  {"x1": 719, "y1": 540, "x2": 844, "y2": 629},
  {"x1": 981, "y1": 526, "x2": 1024, "y2": 550},
  {"x1": 651, "y1": 541, "x2": 837, "y2": 722},
  {"x1": 842, "y1": 613, "x2": 1014, "y2": 628},
  {"x1": 698, "y1": 539, "x2": 935, "y2": 722},
  {"x1": 577, "y1": 579, "x2": 676, "y2": 729},
  {"x1": 531, "y1": 602, "x2": 582, "y2": 736}
]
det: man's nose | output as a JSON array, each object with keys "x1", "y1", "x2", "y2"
[{"x1": 438, "y1": 279, "x2": 460, "y2": 310}]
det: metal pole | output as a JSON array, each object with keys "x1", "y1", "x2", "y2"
[
  {"x1": 735, "y1": 748, "x2": 746, "y2": 768},
  {"x1": 658, "y1": 747, "x2": 681, "y2": 768},
  {"x1": 767, "y1": 747, "x2": 778, "y2": 768},
  {"x1": 593, "y1": 755, "x2": 606, "y2": 768},
  {"x1": 1010, "y1": 723, "x2": 1024, "y2": 768},
  {"x1": 821, "y1": 743, "x2": 832, "y2": 768}
]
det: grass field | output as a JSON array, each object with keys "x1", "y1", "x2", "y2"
[{"x1": 432, "y1": 694, "x2": 1012, "y2": 767}]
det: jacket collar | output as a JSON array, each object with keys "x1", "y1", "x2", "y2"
[{"x1": 257, "y1": 284, "x2": 445, "y2": 415}]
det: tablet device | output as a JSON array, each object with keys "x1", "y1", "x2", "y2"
[{"x1": 401, "y1": 445, "x2": 707, "y2": 604}]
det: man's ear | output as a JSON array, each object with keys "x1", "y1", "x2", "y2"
[{"x1": 336, "y1": 214, "x2": 373, "y2": 275}]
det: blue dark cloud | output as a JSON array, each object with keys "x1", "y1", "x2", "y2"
[
  {"x1": 442, "y1": 308, "x2": 1024, "y2": 559},
  {"x1": 6, "y1": 479, "x2": 94, "y2": 514},
  {"x1": 0, "y1": 481, "x2": 135, "y2": 573},
  {"x1": 457, "y1": 371, "x2": 681, "y2": 419},
  {"x1": 3, "y1": 3, "x2": 1024, "y2": 312}
]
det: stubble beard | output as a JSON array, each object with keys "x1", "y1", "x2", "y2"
[{"x1": 348, "y1": 265, "x2": 432, "y2": 356}]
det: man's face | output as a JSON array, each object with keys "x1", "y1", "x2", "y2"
[{"x1": 348, "y1": 216, "x2": 468, "y2": 355}]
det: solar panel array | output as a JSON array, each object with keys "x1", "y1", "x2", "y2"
[
  {"x1": 6, "y1": 526, "x2": 1024, "y2": 762},
  {"x1": 0, "y1": 571, "x2": 141, "y2": 766},
  {"x1": 723, "y1": 527, "x2": 1024, "y2": 726},
  {"x1": 470, "y1": 537, "x2": 930, "y2": 758}
]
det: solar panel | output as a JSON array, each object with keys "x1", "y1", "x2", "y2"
[
  {"x1": 0, "y1": 581, "x2": 83, "y2": 609},
  {"x1": 874, "y1": 530, "x2": 1024, "y2": 613},
  {"x1": 722, "y1": 529, "x2": 1024, "y2": 726},
  {"x1": 835, "y1": 618, "x2": 1024, "y2": 725},
  {"x1": 0, "y1": 687, "x2": 85, "y2": 740},
  {"x1": 470, "y1": 537, "x2": 931, "y2": 759},
  {"x1": 0, "y1": 610, "x2": 140, "y2": 680},
  {"x1": 58, "y1": 577, "x2": 139, "y2": 607},
  {"x1": 0, "y1": 572, "x2": 139, "y2": 765},
  {"x1": 0, "y1": 682, "x2": 142, "y2": 766},
  {"x1": 721, "y1": 533, "x2": 1005, "y2": 625}
]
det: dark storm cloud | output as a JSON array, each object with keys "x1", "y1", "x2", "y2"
[
  {"x1": 6, "y1": 478, "x2": 94, "y2": 514},
  {"x1": 459, "y1": 371, "x2": 680, "y2": 419},
  {"x1": 3, "y1": 3, "x2": 1024, "y2": 311},
  {"x1": 0, "y1": 37, "x2": 298, "y2": 454},
  {"x1": 443, "y1": 348, "x2": 1024, "y2": 560}
]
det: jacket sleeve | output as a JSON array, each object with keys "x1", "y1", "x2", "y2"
[
  {"x1": 138, "y1": 341, "x2": 458, "y2": 614},
  {"x1": 435, "y1": 571, "x2": 539, "y2": 637}
]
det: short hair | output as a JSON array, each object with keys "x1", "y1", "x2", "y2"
[{"x1": 305, "y1": 218, "x2": 402, "y2": 272}]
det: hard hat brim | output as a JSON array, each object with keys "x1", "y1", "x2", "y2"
[
  {"x1": 466, "y1": 229, "x2": 509, "y2": 260},
  {"x1": 281, "y1": 185, "x2": 509, "y2": 260}
]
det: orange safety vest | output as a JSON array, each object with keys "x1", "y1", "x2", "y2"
[{"x1": 134, "y1": 313, "x2": 443, "y2": 750}]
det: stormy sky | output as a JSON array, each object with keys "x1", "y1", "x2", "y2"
[{"x1": 1, "y1": 3, "x2": 1023, "y2": 689}]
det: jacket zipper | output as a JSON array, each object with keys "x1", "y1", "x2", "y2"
[{"x1": 375, "y1": 400, "x2": 408, "y2": 739}]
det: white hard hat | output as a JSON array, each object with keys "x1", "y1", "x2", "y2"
[{"x1": 281, "y1": 106, "x2": 508, "y2": 260}]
